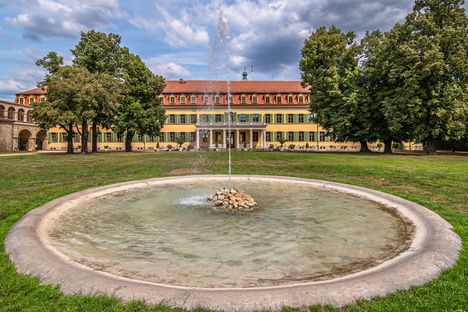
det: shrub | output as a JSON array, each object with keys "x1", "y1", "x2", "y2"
[
  {"x1": 289, "y1": 144, "x2": 295, "y2": 150},
  {"x1": 167, "y1": 144, "x2": 173, "y2": 150}
]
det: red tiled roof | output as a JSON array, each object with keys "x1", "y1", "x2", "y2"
[
  {"x1": 164, "y1": 80, "x2": 309, "y2": 94},
  {"x1": 16, "y1": 86, "x2": 47, "y2": 95}
]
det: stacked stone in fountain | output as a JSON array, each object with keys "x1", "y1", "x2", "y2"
[{"x1": 208, "y1": 188, "x2": 259, "y2": 213}]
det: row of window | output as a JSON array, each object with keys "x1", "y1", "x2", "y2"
[
  {"x1": 48, "y1": 131, "x2": 333, "y2": 143},
  {"x1": 166, "y1": 113, "x2": 315, "y2": 124},
  {"x1": 0, "y1": 106, "x2": 32, "y2": 121},
  {"x1": 17, "y1": 96, "x2": 46, "y2": 105},
  {"x1": 164, "y1": 94, "x2": 309, "y2": 105}
]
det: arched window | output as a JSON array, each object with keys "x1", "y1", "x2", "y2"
[
  {"x1": 276, "y1": 95, "x2": 282, "y2": 104},
  {"x1": 170, "y1": 95, "x2": 175, "y2": 104},
  {"x1": 298, "y1": 95, "x2": 304, "y2": 104},
  {"x1": 191, "y1": 95, "x2": 196, "y2": 104},
  {"x1": 0, "y1": 105, "x2": 4, "y2": 119},
  {"x1": 180, "y1": 95, "x2": 186, "y2": 104},
  {"x1": 265, "y1": 95, "x2": 271, "y2": 104},
  {"x1": 7, "y1": 107, "x2": 15, "y2": 120},
  {"x1": 241, "y1": 94, "x2": 247, "y2": 104},
  {"x1": 26, "y1": 110, "x2": 32, "y2": 122},
  {"x1": 18, "y1": 109, "x2": 25, "y2": 121}
]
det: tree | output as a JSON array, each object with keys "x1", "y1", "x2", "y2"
[
  {"x1": 71, "y1": 30, "x2": 126, "y2": 153},
  {"x1": 32, "y1": 93, "x2": 76, "y2": 154},
  {"x1": 114, "y1": 52, "x2": 166, "y2": 152},
  {"x1": 300, "y1": 26, "x2": 373, "y2": 153},
  {"x1": 381, "y1": 0, "x2": 468, "y2": 153}
]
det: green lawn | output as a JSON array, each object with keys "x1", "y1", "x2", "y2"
[{"x1": 0, "y1": 152, "x2": 467, "y2": 312}]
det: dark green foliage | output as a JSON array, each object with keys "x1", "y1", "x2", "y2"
[
  {"x1": 378, "y1": 0, "x2": 468, "y2": 153},
  {"x1": 113, "y1": 52, "x2": 166, "y2": 152},
  {"x1": 300, "y1": 26, "x2": 377, "y2": 152}
]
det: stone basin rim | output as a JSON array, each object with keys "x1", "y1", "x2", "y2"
[{"x1": 5, "y1": 175, "x2": 461, "y2": 311}]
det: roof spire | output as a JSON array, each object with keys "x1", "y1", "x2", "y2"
[{"x1": 242, "y1": 66, "x2": 248, "y2": 80}]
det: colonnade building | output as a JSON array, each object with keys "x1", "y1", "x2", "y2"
[{"x1": 9, "y1": 80, "x2": 363, "y2": 152}]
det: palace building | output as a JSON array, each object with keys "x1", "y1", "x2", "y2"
[
  {"x1": 5, "y1": 79, "x2": 363, "y2": 152},
  {"x1": 0, "y1": 86, "x2": 47, "y2": 151}
]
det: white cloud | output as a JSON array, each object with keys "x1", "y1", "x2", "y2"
[
  {"x1": 5, "y1": 0, "x2": 122, "y2": 40},
  {"x1": 0, "y1": 79, "x2": 26, "y2": 91},
  {"x1": 129, "y1": 4, "x2": 209, "y2": 48},
  {"x1": 147, "y1": 61, "x2": 191, "y2": 79}
]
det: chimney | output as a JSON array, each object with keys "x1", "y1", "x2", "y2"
[{"x1": 179, "y1": 79, "x2": 185, "y2": 84}]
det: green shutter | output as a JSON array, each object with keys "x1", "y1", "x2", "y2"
[
  {"x1": 294, "y1": 114, "x2": 299, "y2": 124},
  {"x1": 294, "y1": 132, "x2": 299, "y2": 142}
]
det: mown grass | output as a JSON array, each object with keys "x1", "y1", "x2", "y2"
[{"x1": 0, "y1": 151, "x2": 467, "y2": 311}]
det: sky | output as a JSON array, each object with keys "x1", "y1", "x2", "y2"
[{"x1": 0, "y1": 0, "x2": 466, "y2": 100}]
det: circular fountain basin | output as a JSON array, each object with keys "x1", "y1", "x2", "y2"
[{"x1": 6, "y1": 175, "x2": 460, "y2": 311}]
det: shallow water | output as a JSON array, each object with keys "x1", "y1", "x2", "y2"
[{"x1": 49, "y1": 179, "x2": 410, "y2": 288}]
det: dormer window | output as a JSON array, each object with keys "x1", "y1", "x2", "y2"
[
  {"x1": 276, "y1": 95, "x2": 282, "y2": 104},
  {"x1": 287, "y1": 95, "x2": 293, "y2": 104},
  {"x1": 191, "y1": 95, "x2": 196, "y2": 104},
  {"x1": 252, "y1": 95, "x2": 257, "y2": 104},
  {"x1": 180, "y1": 95, "x2": 186, "y2": 104},
  {"x1": 241, "y1": 95, "x2": 247, "y2": 104},
  {"x1": 170, "y1": 96, "x2": 175, "y2": 104}
]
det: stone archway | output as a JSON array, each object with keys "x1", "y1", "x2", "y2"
[
  {"x1": 36, "y1": 130, "x2": 47, "y2": 150},
  {"x1": 18, "y1": 129, "x2": 32, "y2": 151}
]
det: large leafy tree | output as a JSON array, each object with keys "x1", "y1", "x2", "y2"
[
  {"x1": 300, "y1": 26, "x2": 374, "y2": 152},
  {"x1": 34, "y1": 66, "x2": 120, "y2": 155},
  {"x1": 114, "y1": 52, "x2": 166, "y2": 152},
  {"x1": 71, "y1": 30, "x2": 126, "y2": 152},
  {"x1": 381, "y1": 0, "x2": 468, "y2": 153}
]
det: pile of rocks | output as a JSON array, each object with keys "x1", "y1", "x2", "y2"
[{"x1": 208, "y1": 188, "x2": 260, "y2": 213}]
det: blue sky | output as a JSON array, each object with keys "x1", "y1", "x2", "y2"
[{"x1": 0, "y1": 0, "x2": 466, "y2": 100}]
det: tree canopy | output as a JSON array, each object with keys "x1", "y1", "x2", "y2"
[
  {"x1": 300, "y1": 0, "x2": 468, "y2": 153},
  {"x1": 113, "y1": 52, "x2": 166, "y2": 152}
]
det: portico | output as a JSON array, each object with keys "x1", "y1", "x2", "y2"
[{"x1": 195, "y1": 122, "x2": 267, "y2": 150}]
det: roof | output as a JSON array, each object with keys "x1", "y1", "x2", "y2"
[
  {"x1": 164, "y1": 80, "x2": 309, "y2": 94},
  {"x1": 16, "y1": 86, "x2": 47, "y2": 96}
]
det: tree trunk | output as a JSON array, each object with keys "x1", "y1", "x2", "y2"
[
  {"x1": 66, "y1": 124, "x2": 74, "y2": 154},
  {"x1": 91, "y1": 121, "x2": 98, "y2": 153},
  {"x1": 81, "y1": 120, "x2": 89, "y2": 154},
  {"x1": 424, "y1": 138, "x2": 436, "y2": 154},
  {"x1": 359, "y1": 140, "x2": 371, "y2": 153},
  {"x1": 383, "y1": 138, "x2": 393, "y2": 154},
  {"x1": 125, "y1": 130, "x2": 134, "y2": 152}
]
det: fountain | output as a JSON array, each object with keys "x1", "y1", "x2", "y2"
[
  {"x1": 4, "y1": 9, "x2": 461, "y2": 312},
  {"x1": 208, "y1": 187, "x2": 259, "y2": 212}
]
